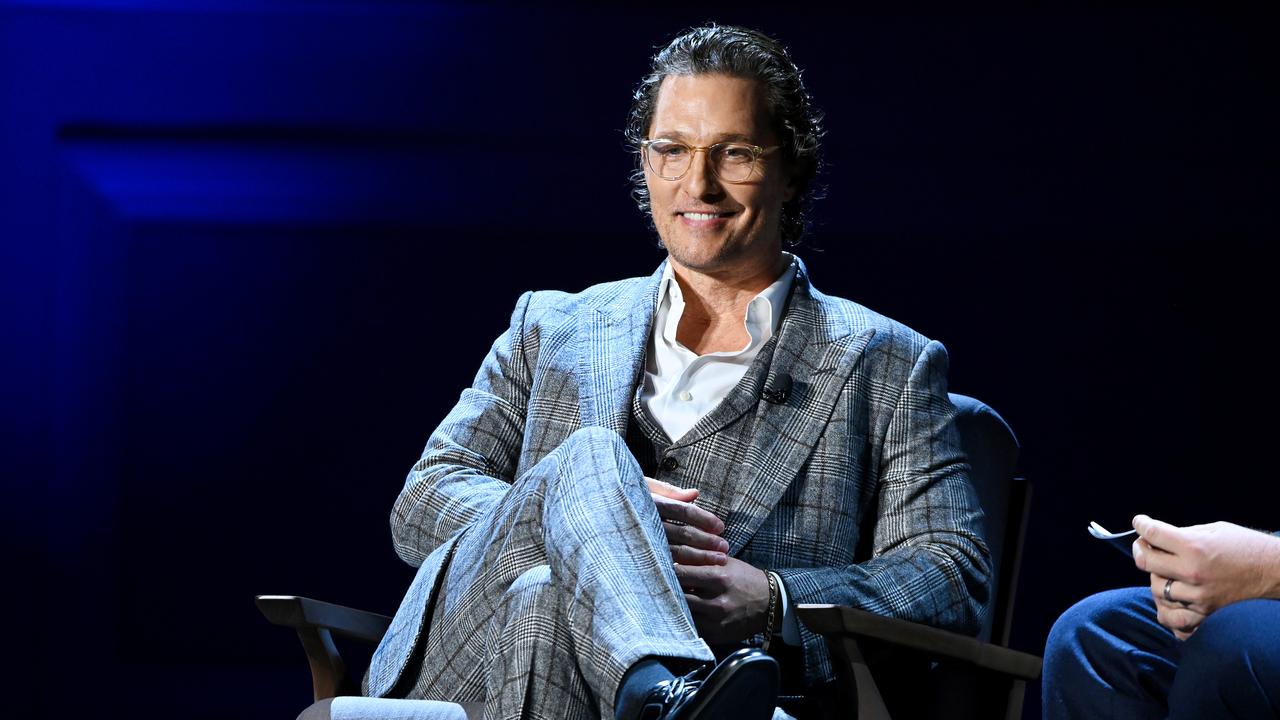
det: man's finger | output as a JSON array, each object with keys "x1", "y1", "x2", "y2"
[
  {"x1": 646, "y1": 477, "x2": 698, "y2": 502},
  {"x1": 1150, "y1": 573, "x2": 1203, "y2": 613},
  {"x1": 1151, "y1": 574, "x2": 1207, "y2": 635},
  {"x1": 669, "y1": 544, "x2": 728, "y2": 566},
  {"x1": 675, "y1": 563, "x2": 729, "y2": 596},
  {"x1": 1150, "y1": 573, "x2": 1179, "y2": 608},
  {"x1": 1133, "y1": 514, "x2": 1187, "y2": 555},
  {"x1": 683, "y1": 594, "x2": 715, "y2": 618},
  {"x1": 664, "y1": 522, "x2": 730, "y2": 553},
  {"x1": 653, "y1": 495, "x2": 724, "y2": 534},
  {"x1": 683, "y1": 593, "x2": 725, "y2": 618},
  {"x1": 1135, "y1": 538, "x2": 1186, "y2": 579},
  {"x1": 1156, "y1": 604, "x2": 1204, "y2": 636}
]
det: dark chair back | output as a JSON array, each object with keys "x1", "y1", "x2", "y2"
[{"x1": 949, "y1": 393, "x2": 1027, "y2": 647}]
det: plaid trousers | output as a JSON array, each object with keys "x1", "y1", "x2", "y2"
[{"x1": 399, "y1": 426, "x2": 714, "y2": 720}]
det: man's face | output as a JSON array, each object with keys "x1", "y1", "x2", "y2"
[{"x1": 644, "y1": 73, "x2": 795, "y2": 275}]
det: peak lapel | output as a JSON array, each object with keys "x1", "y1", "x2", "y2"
[
  {"x1": 713, "y1": 271, "x2": 878, "y2": 556},
  {"x1": 576, "y1": 266, "x2": 662, "y2": 435}
]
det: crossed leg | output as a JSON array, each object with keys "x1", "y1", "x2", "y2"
[{"x1": 401, "y1": 426, "x2": 713, "y2": 719}]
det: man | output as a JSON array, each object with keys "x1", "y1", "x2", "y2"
[
  {"x1": 301, "y1": 24, "x2": 990, "y2": 720},
  {"x1": 1043, "y1": 515, "x2": 1280, "y2": 719}
]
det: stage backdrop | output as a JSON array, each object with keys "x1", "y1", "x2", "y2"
[{"x1": 2, "y1": 3, "x2": 1275, "y2": 718}]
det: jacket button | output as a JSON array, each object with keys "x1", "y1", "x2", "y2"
[{"x1": 660, "y1": 456, "x2": 679, "y2": 471}]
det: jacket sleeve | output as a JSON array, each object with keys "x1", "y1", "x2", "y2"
[
  {"x1": 389, "y1": 292, "x2": 536, "y2": 567},
  {"x1": 776, "y1": 340, "x2": 992, "y2": 683}
]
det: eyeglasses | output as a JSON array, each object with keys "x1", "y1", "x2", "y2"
[{"x1": 640, "y1": 139, "x2": 779, "y2": 183}]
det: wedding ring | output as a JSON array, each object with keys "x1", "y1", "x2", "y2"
[{"x1": 1163, "y1": 577, "x2": 1192, "y2": 607}]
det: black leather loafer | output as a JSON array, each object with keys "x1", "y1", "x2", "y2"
[{"x1": 638, "y1": 648, "x2": 779, "y2": 720}]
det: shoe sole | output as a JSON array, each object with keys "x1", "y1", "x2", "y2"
[{"x1": 680, "y1": 650, "x2": 779, "y2": 720}]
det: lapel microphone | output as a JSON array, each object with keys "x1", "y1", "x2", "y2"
[{"x1": 762, "y1": 373, "x2": 792, "y2": 404}]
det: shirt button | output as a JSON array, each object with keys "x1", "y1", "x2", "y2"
[
  {"x1": 661, "y1": 456, "x2": 679, "y2": 471},
  {"x1": 678, "y1": 390, "x2": 693, "y2": 401}
]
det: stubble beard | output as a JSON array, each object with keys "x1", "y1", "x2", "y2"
[{"x1": 655, "y1": 216, "x2": 780, "y2": 277}]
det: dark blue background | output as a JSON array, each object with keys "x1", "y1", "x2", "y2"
[{"x1": 3, "y1": 2, "x2": 1276, "y2": 718}]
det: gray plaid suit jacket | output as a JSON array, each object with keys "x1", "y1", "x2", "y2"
[{"x1": 366, "y1": 256, "x2": 991, "y2": 699}]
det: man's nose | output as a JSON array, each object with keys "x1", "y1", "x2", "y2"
[{"x1": 683, "y1": 149, "x2": 723, "y2": 199}]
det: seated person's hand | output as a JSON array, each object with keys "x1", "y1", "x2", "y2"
[
  {"x1": 677, "y1": 557, "x2": 771, "y2": 644},
  {"x1": 646, "y1": 478, "x2": 770, "y2": 644},
  {"x1": 646, "y1": 477, "x2": 729, "y2": 565},
  {"x1": 1132, "y1": 514, "x2": 1280, "y2": 638},
  {"x1": 1145, "y1": 571, "x2": 1209, "y2": 641}
]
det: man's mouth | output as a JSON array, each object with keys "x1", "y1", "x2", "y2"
[{"x1": 679, "y1": 211, "x2": 734, "y2": 220}]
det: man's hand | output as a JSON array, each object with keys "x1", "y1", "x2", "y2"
[
  {"x1": 676, "y1": 558, "x2": 771, "y2": 644},
  {"x1": 1146, "y1": 571, "x2": 1209, "y2": 641},
  {"x1": 646, "y1": 478, "x2": 728, "y2": 566},
  {"x1": 1132, "y1": 514, "x2": 1280, "y2": 638},
  {"x1": 646, "y1": 478, "x2": 769, "y2": 643}
]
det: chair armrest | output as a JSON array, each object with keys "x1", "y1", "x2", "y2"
[
  {"x1": 797, "y1": 604, "x2": 1041, "y2": 719},
  {"x1": 797, "y1": 604, "x2": 1041, "y2": 680},
  {"x1": 256, "y1": 595, "x2": 392, "y2": 643},
  {"x1": 256, "y1": 595, "x2": 392, "y2": 701}
]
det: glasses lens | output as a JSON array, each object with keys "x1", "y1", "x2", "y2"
[
  {"x1": 646, "y1": 140, "x2": 689, "y2": 180},
  {"x1": 712, "y1": 143, "x2": 756, "y2": 182},
  {"x1": 644, "y1": 141, "x2": 757, "y2": 182}
]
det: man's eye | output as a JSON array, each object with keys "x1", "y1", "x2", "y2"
[
  {"x1": 721, "y1": 146, "x2": 752, "y2": 161},
  {"x1": 656, "y1": 144, "x2": 687, "y2": 156}
]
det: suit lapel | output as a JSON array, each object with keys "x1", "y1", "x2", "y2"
[
  {"x1": 574, "y1": 257, "x2": 876, "y2": 555},
  {"x1": 576, "y1": 265, "x2": 662, "y2": 435},
  {"x1": 675, "y1": 263, "x2": 878, "y2": 555}
]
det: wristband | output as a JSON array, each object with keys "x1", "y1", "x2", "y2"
[{"x1": 762, "y1": 570, "x2": 780, "y2": 653}]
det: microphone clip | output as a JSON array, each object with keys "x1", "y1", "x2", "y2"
[{"x1": 762, "y1": 374, "x2": 792, "y2": 405}]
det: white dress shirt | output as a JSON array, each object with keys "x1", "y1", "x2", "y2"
[
  {"x1": 641, "y1": 258, "x2": 794, "y2": 442},
  {"x1": 640, "y1": 255, "x2": 803, "y2": 645}
]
